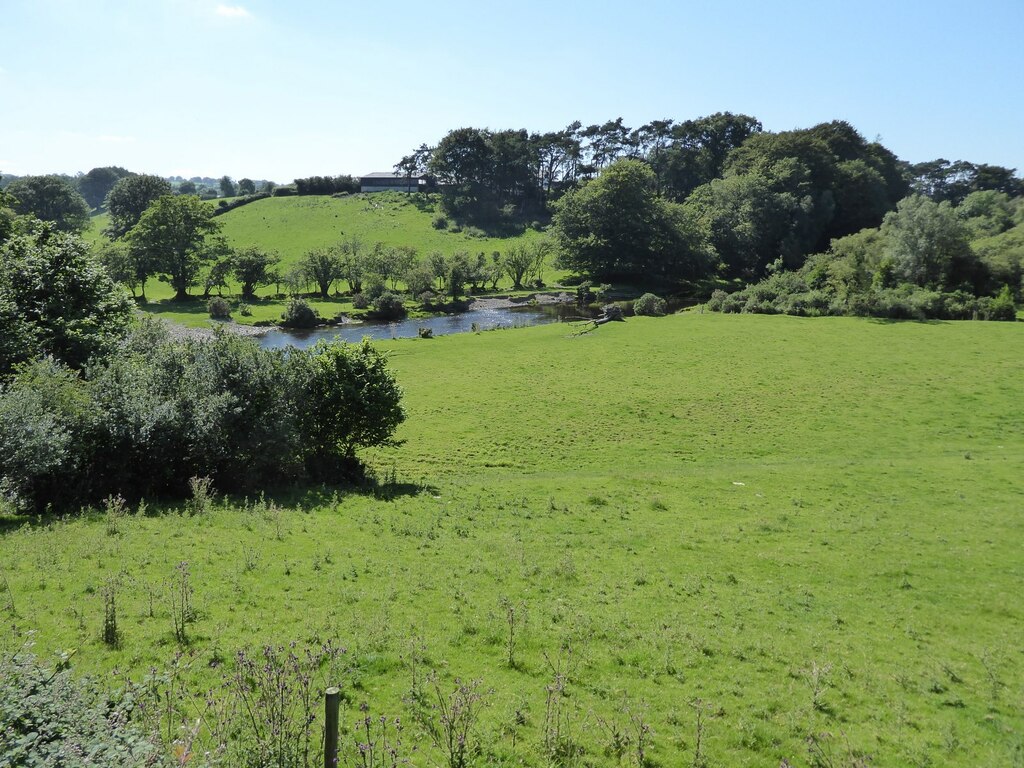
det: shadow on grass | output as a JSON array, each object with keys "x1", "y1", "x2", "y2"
[
  {"x1": 0, "y1": 474, "x2": 437, "y2": 535},
  {"x1": 866, "y1": 317, "x2": 952, "y2": 325}
]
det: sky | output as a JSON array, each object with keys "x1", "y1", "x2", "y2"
[{"x1": 2, "y1": 0, "x2": 1023, "y2": 183}]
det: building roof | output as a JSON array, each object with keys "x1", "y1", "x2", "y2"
[{"x1": 360, "y1": 171, "x2": 426, "y2": 180}]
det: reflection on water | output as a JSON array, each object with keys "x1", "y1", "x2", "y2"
[{"x1": 257, "y1": 304, "x2": 594, "y2": 350}]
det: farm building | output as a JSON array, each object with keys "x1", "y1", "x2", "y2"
[{"x1": 359, "y1": 172, "x2": 428, "y2": 193}]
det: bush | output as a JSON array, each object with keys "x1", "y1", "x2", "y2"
[
  {"x1": 271, "y1": 185, "x2": 297, "y2": 197},
  {"x1": 281, "y1": 298, "x2": 320, "y2": 328},
  {"x1": 0, "y1": 645, "x2": 159, "y2": 766},
  {"x1": 432, "y1": 214, "x2": 448, "y2": 230},
  {"x1": 208, "y1": 296, "x2": 232, "y2": 319},
  {"x1": 633, "y1": 293, "x2": 667, "y2": 316},
  {"x1": 0, "y1": 360, "x2": 90, "y2": 510},
  {"x1": 0, "y1": 320, "x2": 407, "y2": 510},
  {"x1": 418, "y1": 327, "x2": 433, "y2": 338},
  {"x1": 705, "y1": 289, "x2": 728, "y2": 312},
  {"x1": 720, "y1": 293, "x2": 745, "y2": 313},
  {"x1": 290, "y1": 340, "x2": 405, "y2": 479},
  {"x1": 363, "y1": 276, "x2": 387, "y2": 301},
  {"x1": 351, "y1": 293, "x2": 369, "y2": 310},
  {"x1": 984, "y1": 284, "x2": 1018, "y2": 321},
  {"x1": 370, "y1": 292, "x2": 406, "y2": 320},
  {"x1": 1, "y1": 230, "x2": 134, "y2": 376},
  {"x1": 238, "y1": 302, "x2": 253, "y2": 317}
]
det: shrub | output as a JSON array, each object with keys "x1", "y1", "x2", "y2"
[
  {"x1": 0, "y1": 359, "x2": 90, "y2": 511},
  {"x1": 418, "y1": 327, "x2": 433, "y2": 338},
  {"x1": 633, "y1": 293, "x2": 667, "y2": 316},
  {"x1": 271, "y1": 185, "x2": 297, "y2": 197},
  {"x1": 289, "y1": 340, "x2": 405, "y2": 480},
  {"x1": 351, "y1": 293, "x2": 369, "y2": 310},
  {"x1": 208, "y1": 296, "x2": 232, "y2": 319},
  {"x1": 705, "y1": 289, "x2": 728, "y2": 312},
  {"x1": 0, "y1": 320, "x2": 407, "y2": 509},
  {"x1": 984, "y1": 284, "x2": 1017, "y2": 321},
  {"x1": 370, "y1": 292, "x2": 406, "y2": 320},
  {"x1": 0, "y1": 645, "x2": 159, "y2": 765},
  {"x1": 432, "y1": 214, "x2": 448, "y2": 230},
  {"x1": 281, "y1": 298, "x2": 320, "y2": 328},
  {"x1": 363, "y1": 276, "x2": 387, "y2": 301},
  {"x1": 238, "y1": 302, "x2": 253, "y2": 317},
  {"x1": 720, "y1": 293, "x2": 745, "y2": 313}
]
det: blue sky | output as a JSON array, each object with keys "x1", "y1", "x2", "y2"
[{"x1": 2, "y1": 0, "x2": 1022, "y2": 182}]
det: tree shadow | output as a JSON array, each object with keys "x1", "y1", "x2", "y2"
[{"x1": 866, "y1": 317, "x2": 951, "y2": 325}]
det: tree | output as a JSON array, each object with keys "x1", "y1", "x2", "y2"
[
  {"x1": 203, "y1": 258, "x2": 232, "y2": 298},
  {"x1": 653, "y1": 112, "x2": 762, "y2": 200},
  {"x1": 230, "y1": 246, "x2": 281, "y2": 299},
  {"x1": 237, "y1": 178, "x2": 256, "y2": 195},
  {"x1": 92, "y1": 239, "x2": 142, "y2": 297},
  {"x1": 503, "y1": 240, "x2": 551, "y2": 289},
  {"x1": 0, "y1": 228, "x2": 134, "y2": 376},
  {"x1": 881, "y1": 195, "x2": 975, "y2": 290},
  {"x1": 290, "y1": 340, "x2": 405, "y2": 476},
  {"x1": 78, "y1": 166, "x2": 133, "y2": 210},
  {"x1": 127, "y1": 195, "x2": 221, "y2": 300},
  {"x1": 219, "y1": 176, "x2": 236, "y2": 197},
  {"x1": 338, "y1": 237, "x2": 366, "y2": 293},
  {"x1": 957, "y1": 190, "x2": 1016, "y2": 239},
  {"x1": 300, "y1": 248, "x2": 344, "y2": 298},
  {"x1": 446, "y1": 251, "x2": 472, "y2": 299},
  {"x1": 105, "y1": 174, "x2": 173, "y2": 239},
  {"x1": 177, "y1": 180, "x2": 197, "y2": 195},
  {"x1": 553, "y1": 159, "x2": 712, "y2": 282},
  {"x1": 6, "y1": 175, "x2": 91, "y2": 233}
]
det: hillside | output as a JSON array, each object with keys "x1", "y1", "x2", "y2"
[
  {"x1": 215, "y1": 192, "x2": 546, "y2": 270},
  {"x1": 2, "y1": 314, "x2": 1021, "y2": 766}
]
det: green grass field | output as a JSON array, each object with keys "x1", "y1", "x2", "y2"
[
  {"x1": 86, "y1": 193, "x2": 558, "y2": 326},
  {"x1": 2, "y1": 314, "x2": 1021, "y2": 766}
]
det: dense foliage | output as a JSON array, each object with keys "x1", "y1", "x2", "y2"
[
  {"x1": 293, "y1": 175, "x2": 359, "y2": 195},
  {"x1": 127, "y1": 195, "x2": 222, "y2": 300},
  {"x1": 5, "y1": 174, "x2": 91, "y2": 233},
  {"x1": 104, "y1": 174, "x2": 173, "y2": 239},
  {"x1": 707, "y1": 192, "x2": 1022, "y2": 320},
  {"x1": 552, "y1": 159, "x2": 711, "y2": 282},
  {"x1": 400, "y1": 115, "x2": 1021, "y2": 311},
  {"x1": 78, "y1": 165, "x2": 134, "y2": 210},
  {"x1": 0, "y1": 321, "x2": 404, "y2": 511},
  {"x1": 0, "y1": 646, "x2": 159, "y2": 767},
  {"x1": 0, "y1": 228, "x2": 134, "y2": 376}
]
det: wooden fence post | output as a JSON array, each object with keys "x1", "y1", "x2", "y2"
[{"x1": 324, "y1": 686, "x2": 341, "y2": 768}]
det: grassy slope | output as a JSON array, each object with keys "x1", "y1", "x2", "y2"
[
  {"x1": 85, "y1": 193, "x2": 554, "y2": 325},
  {"x1": 2, "y1": 315, "x2": 1021, "y2": 766},
  {"x1": 216, "y1": 193, "x2": 545, "y2": 269}
]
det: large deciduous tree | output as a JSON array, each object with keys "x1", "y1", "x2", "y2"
[
  {"x1": 6, "y1": 175, "x2": 91, "y2": 233},
  {"x1": 105, "y1": 174, "x2": 173, "y2": 239},
  {"x1": 230, "y1": 246, "x2": 281, "y2": 299},
  {"x1": 128, "y1": 195, "x2": 221, "y2": 300},
  {"x1": 300, "y1": 248, "x2": 344, "y2": 298},
  {"x1": 880, "y1": 195, "x2": 977, "y2": 290},
  {"x1": 553, "y1": 159, "x2": 711, "y2": 282},
  {"x1": 78, "y1": 166, "x2": 133, "y2": 210},
  {"x1": 0, "y1": 228, "x2": 134, "y2": 376}
]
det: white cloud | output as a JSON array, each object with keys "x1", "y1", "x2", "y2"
[{"x1": 215, "y1": 4, "x2": 251, "y2": 19}]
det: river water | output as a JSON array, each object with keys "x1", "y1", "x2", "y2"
[{"x1": 257, "y1": 304, "x2": 590, "y2": 350}]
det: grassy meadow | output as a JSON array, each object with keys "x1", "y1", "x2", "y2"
[
  {"x1": 85, "y1": 193, "x2": 556, "y2": 327},
  {"x1": 2, "y1": 314, "x2": 1022, "y2": 766}
]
